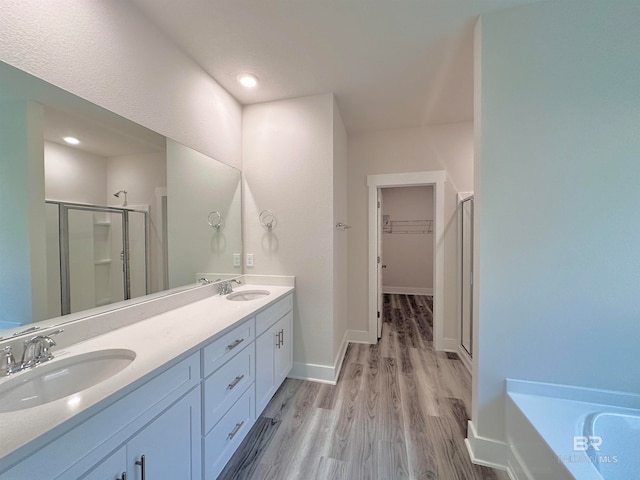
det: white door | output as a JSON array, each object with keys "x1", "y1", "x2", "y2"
[
  {"x1": 274, "y1": 311, "x2": 293, "y2": 384},
  {"x1": 377, "y1": 189, "x2": 384, "y2": 338}
]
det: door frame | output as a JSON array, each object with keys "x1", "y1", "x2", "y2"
[{"x1": 366, "y1": 171, "x2": 447, "y2": 349}]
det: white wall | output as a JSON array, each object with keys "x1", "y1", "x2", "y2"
[
  {"x1": 382, "y1": 186, "x2": 434, "y2": 293},
  {"x1": 243, "y1": 94, "x2": 339, "y2": 371},
  {"x1": 347, "y1": 123, "x2": 473, "y2": 343},
  {"x1": 472, "y1": 0, "x2": 640, "y2": 457},
  {"x1": 45, "y1": 142, "x2": 107, "y2": 205},
  {"x1": 0, "y1": 101, "x2": 47, "y2": 325},
  {"x1": 332, "y1": 98, "x2": 348, "y2": 363},
  {"x1": 0, "y1": 0, "x2": 241, "y2": 170}
]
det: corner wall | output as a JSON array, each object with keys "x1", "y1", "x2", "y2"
[
  {"x1": 472, "y1": 0, "x2": 640, "y2": 459},
  {"x1": 333, "y1": 98, "x2": 349, "y2": 368},
  {"x1": 242, "y1": 94, "x2": 339, "y2": 377}
]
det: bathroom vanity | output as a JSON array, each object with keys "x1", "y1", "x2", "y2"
[{"x1": 0, "y1": 279, "x2": 294, "y2": 479}]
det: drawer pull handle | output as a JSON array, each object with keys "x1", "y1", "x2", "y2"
[
  {"x1": 116, "y1": 473, "x2": 127, "y2": 480},
  {"x1": 228, "y1": 421, "x2": 245, "y2": 440},
  {"x1": 227, "y1": 338, "x2": 244, "y2": 350},
  {"x1": 227, "y1": 374, "x2": 245, "y2": 390},
  {"x1": 135, "y1": 455, "x2": 146, "y2": 480}
]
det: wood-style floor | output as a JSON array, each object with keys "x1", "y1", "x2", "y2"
[{"x1": 219, "y1": 294, "x2": 508, "y2": 480}]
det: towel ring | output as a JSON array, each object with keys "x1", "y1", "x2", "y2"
[
  {"x1": 207, "y1": 211, "x2": 223, "y2": 229},
  {"x1": 259, "y1": 209, "x2": 276, "y2": 232}
]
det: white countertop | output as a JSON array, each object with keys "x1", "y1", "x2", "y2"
[{"x1": 0, "y1": 283, "x2": 294, "y2": 467}]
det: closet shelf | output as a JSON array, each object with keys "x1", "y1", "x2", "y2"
[{"x1": 383, "y1": 219, "x2": 433, "y2": 235}]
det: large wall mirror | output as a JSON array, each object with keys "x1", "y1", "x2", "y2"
[{"x1": 0, "y1": 60, "x2": 242, "y2": 339}]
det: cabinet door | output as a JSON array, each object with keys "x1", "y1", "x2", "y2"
[
  {"x1": 127, "y1": 387, "x2": 201, "y2": 480},
  {"x1": 82, "y1": 447, "x2": 126, "y2": 480},
  {"x1": 274, "y1": 311, "x2": 293, "y2": 386},
  {"x1": 255, "y1": 323, "x2": 277, "y2": 414}
]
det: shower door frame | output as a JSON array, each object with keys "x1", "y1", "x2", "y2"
[
  {"x1": 47, "y1": 201, "x2": 149, "y2": 315},
  {"x1": 460, "y1": 194, "x2": 474, "y2": 358}
]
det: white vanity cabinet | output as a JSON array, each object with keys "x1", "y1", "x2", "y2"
[
  {"x1": 0, "y1": 352, "x2": 202, "y2": 480},
  {"x1": 0, "y1": 288, "x2": 295, "y2": 480},
  {"x1": 255, "y1": 295, "x2": 293, "y2": 414},
  {"x1": 201, "y1": 318, "x2": 256, "y2": 479},
  {"x1": 83, "y1": 387, "x2": 201, "y2": 480}
]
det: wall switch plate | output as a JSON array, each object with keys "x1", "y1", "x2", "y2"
[
  {"x1": 233, "y1": 253, "x2": 241, "y2": 267},
  {"x1": 246, "y1": 253, "x2": 254, "y2": 267}
]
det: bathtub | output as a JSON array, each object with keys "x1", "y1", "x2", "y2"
[
  {"x1": 583, "y1": 411, "x2": 640, "y2": 479},
  {"x1": 505, "y1": 380, "x2": 640, "y2": 480}
]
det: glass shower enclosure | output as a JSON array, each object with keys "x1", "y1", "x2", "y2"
[
  {"x1": 45, "y1": 201, "x2": 149, "y2": 317},
  {"x1": 460, "y1": 196, "x2": 474, "y2": 358}
]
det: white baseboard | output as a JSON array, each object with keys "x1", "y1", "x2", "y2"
[
  {"x1": 382, "y1": 286, "x2": 433, "y2": 296},
  {"x1": 465, "y1": 421, "x2": 511, "y2": 475},
  {"x1": 440, "y1": 337, "x2": 459, "y2": 352},
  {"x1": 288, "y1": 330, "x2": 372, "y2": 385},
  {"x1": 289, "y1": 362, "x2": 337, "y2": 384},
  {"x1": 346, "y1": 329, "x2": 371, "y2": 344}
]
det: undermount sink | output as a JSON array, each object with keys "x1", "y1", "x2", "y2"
[
  {"x1": 0, "y1": 349, "x2": 136, "y2": 413},
  {"x1": 226, "y1": 290, "x2": 270, "y2": 301}
]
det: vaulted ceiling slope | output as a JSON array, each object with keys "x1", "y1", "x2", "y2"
[{"x1": 131, "y1": 0, "x2": 544, "y2": 134}]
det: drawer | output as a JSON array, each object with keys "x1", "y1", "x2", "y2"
[
  {"x1": 256, "y1": 293, "x2": 293, "y2": 335},
  {"x1": 203, "y1": 385, "x2": 255, "y2": 479},
  {"x1": 203, "y1": 344, "x2": 254, "y2": 434},
  {"x1": 203, "y1": 319, "x2": 254, "y2": 377}
]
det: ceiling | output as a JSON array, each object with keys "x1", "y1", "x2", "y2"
[{"x1": 131, "y1": 0, "x2": 543, "y2": 134}]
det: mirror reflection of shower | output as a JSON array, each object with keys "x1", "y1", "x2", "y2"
[
  {"x1": 45, "y1": 201, "x2": 149, "y2": 317},
  {"x1": 113, "y1": 190, "x2": 128, "y2": 207}
]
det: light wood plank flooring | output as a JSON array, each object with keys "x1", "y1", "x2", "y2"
[{"x1": 219, "y1": 294, "x2": 508, "y2": 480}]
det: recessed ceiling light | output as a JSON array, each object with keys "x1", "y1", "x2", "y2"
[
  {"x1": 63, "y1": 136, "x2": 80, "y2": 145},
  {"x1": 237, "y1": 73, "x2": 258, "y2": 89}
]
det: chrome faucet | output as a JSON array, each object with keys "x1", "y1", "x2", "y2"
[
  {"x1": 20, "y1": 329, "x2": 64, "y2": 370},
  {"x1": 216, "y1": 278, "x2": 242, "y2": 295},
  {"x1": 198, "y1": 277, "x2": 213, "y2": 285}
]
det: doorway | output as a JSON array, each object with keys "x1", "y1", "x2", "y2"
[{"x1": 367, "y1": 171, "x2": 447, "y2": 350}]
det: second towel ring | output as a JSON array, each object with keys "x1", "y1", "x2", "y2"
[
  {"x1": 259, "y1": 209, "x2": 277, "y2": 232},
  {"x1": 208, "y1": 211, "x2": 223, "y2": 229}
]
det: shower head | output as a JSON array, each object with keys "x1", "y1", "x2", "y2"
[{"x1": 113, "y1": 190, "x2": 127, "y2": 198}]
